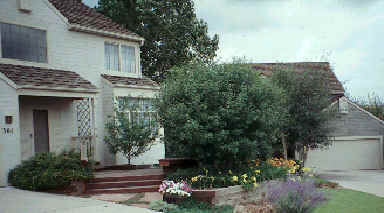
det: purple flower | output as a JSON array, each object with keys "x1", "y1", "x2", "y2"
[{"x1": 265, "y1": 180, "x2": 327, "y2": 213}]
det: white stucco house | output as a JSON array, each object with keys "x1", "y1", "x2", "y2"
[
  {"x1": 251, "y1": 62, "x2": 384, "y2": 171},
  {"x1": 0, "y1": 0, "x2": 165, "y2": 186}
]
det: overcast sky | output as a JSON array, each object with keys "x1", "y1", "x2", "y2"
[{"x1": 84, "y1": 0, "x2": 383, "y2": 98}]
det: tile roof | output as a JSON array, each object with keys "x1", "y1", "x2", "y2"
[
  {"x1": 0, "y1": 63, "x2": 97, "y2": 90},
  {"x1": 250, "y1": 62, "x2": 345, "y2": 95},
  {"x1": 101, "y1": 74, "x2": 159, "y2": 87},
  {"x1": 47, "y1": 0, "x2": 142, "y2": 39}
]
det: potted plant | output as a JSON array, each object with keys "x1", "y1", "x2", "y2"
[{"x1": 159, "y1": 180, "x2": 192, "y2": 204}]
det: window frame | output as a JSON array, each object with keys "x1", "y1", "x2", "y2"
[
  {"x1": 104, "y1": 42, "x2": 138, "y2": 74},
  {"x1": 0, "y1": 22, "x2": 48, "y2": 63},
  {"x1": 115, "y1": 96, "x2": 158, "y2": 134}
]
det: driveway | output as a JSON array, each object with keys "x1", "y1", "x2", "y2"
[
  {"x1": 0, "y1": 187, "x2": 155, "y2": 213},
  {"x1": 318, "y1": 169, "x2": 384, "y2": 197}
]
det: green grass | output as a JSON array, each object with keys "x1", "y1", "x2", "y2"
[{"x1": 315, "y1": 189, "x2": 384, "y2": 213}]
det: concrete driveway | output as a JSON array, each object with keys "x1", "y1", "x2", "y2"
[
  {"x1": 0, "y1": 187, "x2": 155, "y2": 213},
  {"x1": 318, "y1": 169, "x2": 384, "y2": 197}
]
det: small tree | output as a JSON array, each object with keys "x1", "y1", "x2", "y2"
[
  {"x1": 155, "y1": 62, "x2": 288, "y2": 169},
  {"x1": 105, "y1": 97, "x2": 158, "y2": 164},
  {"x1": 271, "y1": 68, "x2": 335, "y2": 163}
]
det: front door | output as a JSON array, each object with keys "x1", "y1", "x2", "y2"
[{"x1": 33, "y1": 110, "x2": 49, "y2": 153}]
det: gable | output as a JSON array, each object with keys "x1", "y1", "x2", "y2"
[{"x1": 47, "y1": 0, "x2": 144, "y2": 43}]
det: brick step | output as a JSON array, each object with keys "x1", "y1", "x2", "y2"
[
  {"x1": 90, "y1": 174, "x2": 165, "y2": 183},
  {"x1": 85, "y1": 185, "x2": 159, "y2": 194},
  {"x1": 87, "y1": 180, "x2": 163, "y2": 190}
]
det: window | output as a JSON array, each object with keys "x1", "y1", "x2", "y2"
[
  {"x1": 116, "y1": 97, "x2": 158, "y2": 134},
  {"x1": 0, "y1": 23, "x2": 47, "y2": 63},
  {"x1": 104, "y1": 42, "x2": 137, "y2": 73},
  {"x1": 338, "y1": 98, "x2": 349, "y2": 114}
]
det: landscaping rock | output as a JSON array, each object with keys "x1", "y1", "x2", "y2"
[{"x1": 234, "y1": 200, "x2": 275, "y2": 213}]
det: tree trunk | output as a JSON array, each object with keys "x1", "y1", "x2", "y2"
[{"x1": 282, "y1": 135, "x2": 288, "y2": 160}]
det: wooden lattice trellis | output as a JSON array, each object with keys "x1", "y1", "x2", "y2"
[{"x1": 76, "y1": 98, "x2": 94, "y2": 160}]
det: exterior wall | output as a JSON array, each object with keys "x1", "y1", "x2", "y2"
[
  {"x1": 101, "y1": 80, "x2": 116, "y2": 166},
  {"x1": 0, "y1": 80, "x2": 20, "y2": 186},
  {"x1": 19, "y1": 96, "x2": 76, "y2": 161},
  {"x1": 0, "y1": 0, "x2": 144, "y2": 166},
  {"x1": 329, "y1": 100, "x2": 384, "y2": 137}
]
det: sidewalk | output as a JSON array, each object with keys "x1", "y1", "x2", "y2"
[{"x1": 0, "y1": 187, "x2": 156, "y2": 213}]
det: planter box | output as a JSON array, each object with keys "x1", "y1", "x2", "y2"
[
  {"x1": 158, "y1": 158, "x2": 198, "y2": 174},
  {"x1": 163, "y1": 193, "x2": 191, "y2": 205},
  {"x1": 191, "y1": 185, "x2": 264, "y2": 206}
]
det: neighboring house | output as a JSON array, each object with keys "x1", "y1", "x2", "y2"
[
  {"x1": 251, "y1": 62, "x2": 384, "y2": 170},
  {"x1": 0, "y1": 0, "x2": 164, "y2": 186}
]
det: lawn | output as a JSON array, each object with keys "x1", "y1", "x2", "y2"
[{"x1": 315, "y1": 189, "x2": 384, "y2": 213}]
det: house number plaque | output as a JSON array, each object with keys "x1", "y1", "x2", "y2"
[{"x1": 2, "y1": 128, "x2": 14, "y2": 135}]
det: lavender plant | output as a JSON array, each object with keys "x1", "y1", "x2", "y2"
[{"x1": 265, "y1": 180, "x2": 327, "y2": 213}]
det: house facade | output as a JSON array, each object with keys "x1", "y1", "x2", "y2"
[
  {"x1": 0, "y1": 0, "x2": 164, "y2": 186},
  {"x1": 251, "y1": 62, "x2": 384, "y2": 170}
]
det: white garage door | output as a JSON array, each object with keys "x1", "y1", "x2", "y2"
[{"x1": 306, "y1": 136, "x2": 384, "y2": 170}]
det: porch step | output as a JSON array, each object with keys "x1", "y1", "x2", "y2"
[
  {"x1": 90, "y1": 174, "x2": 165, "y2": 183},
  {"x1": 85, "y1": 168, "x2": 165, "y2": 194},
  {"x1": 87, "y1": 180, "x2": 163, "y2": 190},
  {"x1": 86, "y1": 185, "x2": 159, "y2": 194}
]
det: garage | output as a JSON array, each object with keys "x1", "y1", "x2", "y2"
[{"x1": 306, "y1": 136, "x2": 384, "y2": 170}]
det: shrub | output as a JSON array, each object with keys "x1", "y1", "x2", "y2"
[
  {"x1": 156, "y1": 62, "x2": 288, "y2": 168},
  {"x1": 8, "y1": 151, "x2": 94, "y2": 191},
  {"x1": 265, "y1": 180, "x2": 327, "y2": 213}
]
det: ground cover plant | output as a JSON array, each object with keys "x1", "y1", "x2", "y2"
[
  {"x1": 156, "y1": 62, "x2": 288, "y2": 169},
  {"x1": 165, "y1": 158, "x2": 299, "y2": 189},
  {"x1": 8, "y1": 151, "x2": 94, "y2": 191}
]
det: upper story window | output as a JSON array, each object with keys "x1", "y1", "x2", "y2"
[
  {"x1": 105, "y1": 42, "x2": 137, "y2": 73},
  {"x1": 0, "y1": 23, "x2": 47, "y2": 63}
]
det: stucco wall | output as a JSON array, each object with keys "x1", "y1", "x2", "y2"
[
  {"x1": 0, "y1": 0, "x2": 147, "y2": 166},
  {"x1": 19, "y1": 96, "x2": 76, "y2": 161},
  {"x1": 329, "y1": 100, "x2": 384, "y2": 137},
  {"x1": 0, "y1": 80, "x2": 20, "y2": 186}
]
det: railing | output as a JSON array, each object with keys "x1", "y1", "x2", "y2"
[{"x1": 71, "y1": 136, "x2": 95, "y2": 161}]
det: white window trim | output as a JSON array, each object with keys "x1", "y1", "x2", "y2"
[{"x1": 105, "y1": 42, "x2": 138, "y2": 74}]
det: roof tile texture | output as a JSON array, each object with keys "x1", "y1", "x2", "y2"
[
  {"x1": 0, "y1": 63, "x2": 97, "y2": 90},
  {"x1": 48, "y1": 0, "x2": 141, "y2": 38},
  {"x1": 250, "y1": 62, "x2": 345, "y2": 95},
  {"x1": 101, "y1": 74, "x2": 158, "y2": 87}
]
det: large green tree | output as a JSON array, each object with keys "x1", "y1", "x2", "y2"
[
  {"x1": 155, "y1": 62, "x2": 288, "y2": 169},
  {"x1": 271, "y1": 69, "x2": 335, "y2": 162},
  {"x1": 97, "y1": 0, "x2": 219, "y2": 82}
]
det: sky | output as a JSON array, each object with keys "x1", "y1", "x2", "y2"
[{"x1": 84, "y1": 0, "x2": 383, "y2": 98}]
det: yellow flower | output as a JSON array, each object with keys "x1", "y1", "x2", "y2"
[
  {"x1": 255, "y1": 170, "x2": 261, "y2": 174},
  {"x1": 228, "y1": 170, "x2": 233, "y2": 175},
  {"x1": 308, "y1": 174, "x2": 314, "y2": 177},
  {"x1": 191, "y1": 176, "x2": 198, "y2": 182},
  {"x1": 288, "y1": 169, "x2": 296, "y2": 174},
  {"x1": 302, "y1": 168, "x2": 311, "y2": 173},
  {"x1": 251, "y1": 176, "x2": 256, "y2": 182},
  {"x1": 204, "y1": 168, "x2": 208, "y2": 175},
  {"x1": 253, "y1": 183, "x2": 259, "y2": 188},
  {"x1": 232, "y1": 176, "x2": 238, "y2": 182},
  {"x1": 241, "y1": 174, "x2": 248, "y2": 179}
]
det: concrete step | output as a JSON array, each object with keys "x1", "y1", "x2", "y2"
[
  {"x1": 85, "y1": 185, "x2": 159, "y2": 194},
  {"x1": 87, "y1": 180, "x2": 163, "y2": 190},
  {"x1": 90, "y1": 174, "x2": 165, "y2": 183}
]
